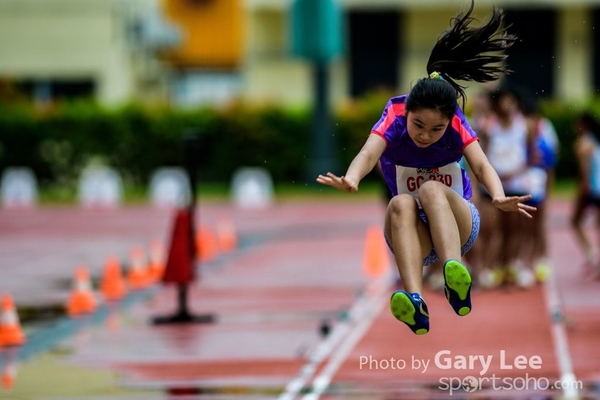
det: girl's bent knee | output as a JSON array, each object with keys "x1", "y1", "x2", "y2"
[
  {"x1": 417, "y1": 180, "x2": 446, "y2": 198},
  {"x1": 388, "y1": 194, "x2": 416, "y2": 216},
  {"x1": 417, "y1": 180, "x2": 447, "y2": 207}
]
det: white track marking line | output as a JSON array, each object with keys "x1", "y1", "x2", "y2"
[
  {"x1": 543, "y1": 262, "x2": 580, "y2": 399},
  {"x1": 278, "y1": 274, "x2": 391, "y2": 400},
  {"x1": 299, "y1": 276, "x2": 390, "y2": 400}
]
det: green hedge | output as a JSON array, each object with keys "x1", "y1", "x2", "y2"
[
  {"x1": 0, "y1": 101, "x2": 315, "y2": 188},
  {"x1": 0, "y1": 93, "x2": 595, "y2": 190},
  {"x1": 539, "y1": 98, "x2": 600, "y2": 180}
]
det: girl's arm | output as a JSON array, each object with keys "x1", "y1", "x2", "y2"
[
  {"x1": 316, "y1": 134, "x2": 387, "y2": 192},
  {"x1": 463, "y1": 140, "x2": 536, "y2": 218}
]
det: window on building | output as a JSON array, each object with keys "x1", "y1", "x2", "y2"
[
  {"x1": 349, "y1": 11, "x2": 400, "y2": 98},
  {"x1": 502, "y1": 8, "x2": 556, "y2": 99},
  {"x1": 17, "y1": 80, "x2": 95, "y2": 103}
]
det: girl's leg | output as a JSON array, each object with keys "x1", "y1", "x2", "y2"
[
  {"x1": 417, "y1": 181, "x2": 474, "y2": 261},
  {"x1": 418, "y1": 181, "x2": 475, "y2": 316},
  {"x1": 385, "y1": 194, "x2": 432, "y2": 335},
  {"x1": 384, "y1": 194, "x2": 431, "y2": 294}
]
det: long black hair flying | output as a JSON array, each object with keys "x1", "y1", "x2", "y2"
[{"x1": 406, "y1": 0, "x2": 517, "y2": 119}]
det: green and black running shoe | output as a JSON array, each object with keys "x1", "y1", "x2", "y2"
[
  {"x1": 390, "y1": 290, "x2": 430, "y2": 335},
  {"x1": 443, "y1": 259, "x2": 472, "y2": 316}
]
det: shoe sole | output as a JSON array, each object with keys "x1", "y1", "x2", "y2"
[
  {"x1": 444, "y1": 260, "x2": 472, "y2": 316},
  {"x1": 390, "y1": 291, "x2": 428, "y2": 335}
]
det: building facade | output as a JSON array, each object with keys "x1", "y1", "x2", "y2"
[
  {"x1": 0, "y1": 0, "x2": 178, "y2": 106},
  {"x1": 245, "y1": 0, "x2": 600, "y2": 107},
  {"x1": 1, "y1": 0, "x2": 599, "y2": 107}
]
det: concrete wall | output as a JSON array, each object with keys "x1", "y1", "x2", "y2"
[
  {"x1": 1, "y1": 0, "x2": 599, "y2": 107},
  {"x1": 242, "y1": 8, "x2": 346, "y2": 106},
  {"x1": 0, "y1": 0, "x2": 153, "y2": 105}
]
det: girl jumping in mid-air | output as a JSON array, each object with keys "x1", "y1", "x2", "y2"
[{"x1": 316, "y1": 0, "x2": 536, "y2": 335}]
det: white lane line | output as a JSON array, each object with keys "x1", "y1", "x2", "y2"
[
  {"x1": 278, "y1": 324, "x2": 351, "y2": 400},
  {"x1": 300, "y1": 277, "x2": 390, "y2": 400},
  {"x1": 278, "y1": 274, "x2": 391, "y2": 400},
  {"x1": 543, "y1": 262, "x2": 579, "y2": 399}
]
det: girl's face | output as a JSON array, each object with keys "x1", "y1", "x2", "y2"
[{"x1": 406, "y1": 108, "x2": 450, "y2": 148}]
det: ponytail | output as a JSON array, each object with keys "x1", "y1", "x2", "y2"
[
  {"x1": 427, "y1": 0, "x2": 517, "y2": 101},
  {"x1": 406, "y1": 0, "x2": 516, "y2": 118}
]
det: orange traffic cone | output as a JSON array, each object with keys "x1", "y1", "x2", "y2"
[
  {"x1": 148, "y1": 239, "x2": 166, "y2": 281},
  {"x1": 100, "y1": 256, "x2": 127, "y2": 301},
  {"x1": 127, "y1": 245, "x2": 151, "y2": 289},
  {"x1": 362, "y1": 225, "x2": 391, "y2": 278},
  {"x1": 1, "y1": 361, "x2": 17, "y2": 391},
  {"x1": 216, "y1": 217, "x2": 238, "y2": 253},
  {"x1": 66, "y1": 266, "x2": 98, "y2": 317},
  {"x1": 0, "y1": 294, "x2": 26, "y2": 348},
  {"x1": 196, "y1": 226, "x2": 219, "y2": 262}
]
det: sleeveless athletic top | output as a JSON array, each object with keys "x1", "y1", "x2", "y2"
[{"x1": 484, "y1": 113, "x2": 530, "y2": 194}]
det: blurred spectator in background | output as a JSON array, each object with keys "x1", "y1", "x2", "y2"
[
  {"x1": 471, "y1": 86, "x2": 538, "y2": 288},
  {"x1": 520, "y1": 95, "x2": 559, "y2": 282},
  {"x1": 463, "y1": 87, "x2": 495, "y2": 288},
  {"x1": 468, "y1": 87, "x2": 496, "y2": 139},
  {"x1": 571, "y1": 111, "x2": 600, "y2": 278}
]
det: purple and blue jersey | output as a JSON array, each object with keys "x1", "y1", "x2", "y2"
[{"x1": 371, "y1": 95, "x2": 479, "y2": 201}]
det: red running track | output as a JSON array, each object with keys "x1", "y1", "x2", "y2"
[{"x1": 0, "y1": 199, "x2": 598, "y2": 399}]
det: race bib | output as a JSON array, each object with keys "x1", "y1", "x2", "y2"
[{"x1": 396, "y1": 162, "x2": 464, "y2": 208}]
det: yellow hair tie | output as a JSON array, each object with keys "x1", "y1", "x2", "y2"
[{"x1": 429, "y1": 71, "x2": 443, "y2": 80}]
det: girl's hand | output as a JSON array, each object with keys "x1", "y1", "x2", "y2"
[
  {"x1": 492, "y1": 195, "x2": 537, "y2": 218},
  {"x1": 316, "y1": 172, "x2": 358, "y2": 193}
]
